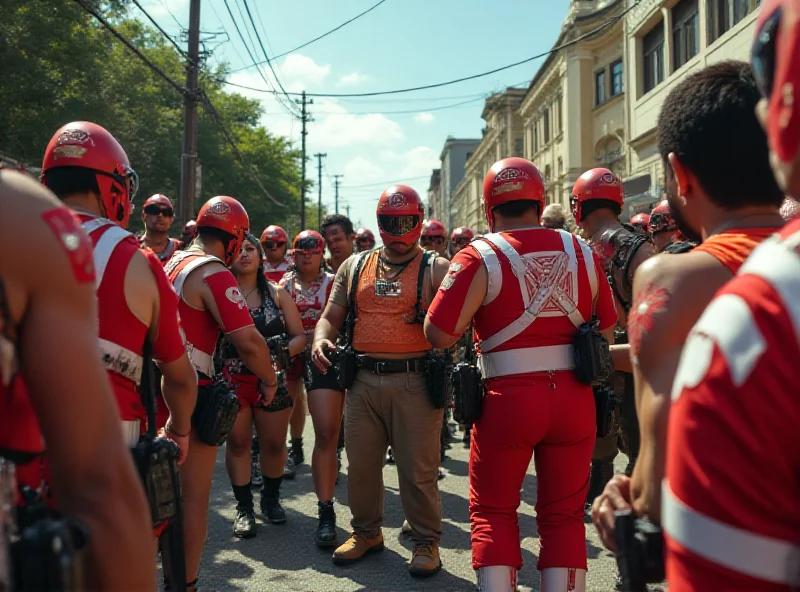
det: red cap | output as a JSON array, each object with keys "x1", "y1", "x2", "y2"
[
  {"x1": 376, "y1": 185, "x2": 424, "y2": 248},
  {"x1": 41, "y1": 121, "x2": 139, "y2": 228},
  {"x1": 482, "y1": 158, "x2": 545, "y2": 232}
]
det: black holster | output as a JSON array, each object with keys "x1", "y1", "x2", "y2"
[
  {"x1": 573, "y1": 320, "x2": 613, "y2": 386},
  {"x1": 425, "y1": 355, "x2": 447, "y2": 409},
  {"x1": 451, "y1": 362, "x2": 484, "y2": 423},
  {"x1": 132, "y1": 436, "x2": 181, "y2": 527},
  {"x1": 614, "y1": 510, "x2": 665, "y2": 592},
  {"x1": 335, "y1": 346, "x2": 359, "y2": 391},
  {"x1": 265, "y1": 335, "x2": 291, "y2": 371},
  {"x1": 191, "y1": 380, "x2": 241, "y2": 446},
  {"x1": 257, "y1": 371, "x2": 293, "y2": 412},
  {"x1": 593, "y1": 385, "x2": 619, "y2": 438}
]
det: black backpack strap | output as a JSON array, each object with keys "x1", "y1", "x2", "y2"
[
  {"x1": 415, "y1": 250, "x2": 436, "y2": 324},
  {"x1": 345, "y1": 250, "x2": 371, "y2": 346},
  {"x1": 141, "y1": 338, "x2": 157, "y2": 439}
]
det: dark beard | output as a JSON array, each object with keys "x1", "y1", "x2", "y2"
[{"x1": 666, "y1": 190, "x2": 703, "y2": 243}]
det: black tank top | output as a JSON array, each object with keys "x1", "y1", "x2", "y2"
[{"x1": 222, "y1": 284, "x2": 286, "y2": 374}]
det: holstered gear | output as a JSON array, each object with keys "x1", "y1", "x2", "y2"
[
  {"x1": 572, "y1": 319, "x2": 613, "y2": 386},
  {"x1": 265, "y1": 334, "x2": 291, "y2": 371},
  {"x1": 257, "y1": 372, "x2": 293, "y2": 413},
  {"x1": 191, "y1": 378, "x2": 241, "y2": 447},
  {"x1": 336, "y1": 252, "x2": 370, "y2": 390},
  {"x1": 593, "y1": 386, "x2": 619, "y2": 438},
  {"x1": 425, "y1": 353, "x2": 448, "y2": 409},
  {"x1": 136, "y1": 339, "x2": 186, "y2": 591},
  {"x1": 451, "y1": 331, "x2": 484, "y2": 423},
  {"x1": 614, "y1": 510, "x2": 665, "y2": 592}
]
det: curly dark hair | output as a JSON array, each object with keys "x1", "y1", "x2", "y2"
[
  {"x1": 321, "y1": 213, "x2": 354, "y2": 237},
  {"x1": 657, "y1": 60, "x2": 783, "y2": 210}
]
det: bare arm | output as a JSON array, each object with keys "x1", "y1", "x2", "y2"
[
  {"x1": 17, "y1": 203, "x2": 155, "y2": 590},
  {"x1": 276, "y1": 286, "x2": 306, "y2": 357},
  {"x1": 424, "y1": 261, "x2": 487, "y2": 350}
]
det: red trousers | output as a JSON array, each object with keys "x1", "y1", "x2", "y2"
[{"x1": 469, "y1": 372, "x2": 595, "y2": 571}]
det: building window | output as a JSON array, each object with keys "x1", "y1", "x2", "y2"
[
  {"x1": 672, "y1": 0, "x2": 700, "y2": 71},
  {"x1": 595, "y1": 70, "x2": 607, "y2": 105},
  {"x1": 543, "y1": 109, "x2": 550, "y2": 144},
  {"x1": 557, "y1": 95, "x2": 563, "y2": 133},
  {"x1": 514, "y1": 137, "x2": 524, "y2": 156},
  {"x1": 534, "y1": 121, "x2": 539, "y2": 152},
  {"x1": 611, "y1": 60, "x2": 624, "y2": 96},
  {"x1": 707, "y1": 0, "x2": 760, "y2": 43},
  {"x1": 642, "y1": 22, "x2": 665, "y2": 94}
]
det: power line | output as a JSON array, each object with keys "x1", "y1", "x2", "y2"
[
  {"x1": 230, "y1": 0, "x2": 391, "y2": 73},
  {"x1": 218, "y1": 4, "x2": 635, "y2": 98},
  {"x1": 72, "y1": 0, "x2": 188, "y2": 95},
  {"x1": 341, "y1": 174, "x2": 431, "y2": 189},
  {"x1": 130, "y1": 0, "x2": 189, "y2": 60},
  {"x1": 200, "y1": 92, "x2": 287, "y2": 208},
  {"x1": 154, "y1": 0, "x2": 183, "y2": 28}
]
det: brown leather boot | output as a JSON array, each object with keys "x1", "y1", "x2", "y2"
[
  {"x1": 408, "y1": 543, "x2": 442, "y2": 577},
  {"x1": 331, "y1": 531, "x2": 385, "y2": 565}
]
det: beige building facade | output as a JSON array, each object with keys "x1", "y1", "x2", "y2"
[
  {"x1": 451, "y1": 88, "x2": 527, "y2": 232},
  {"x1": 522, "y1": 0, "x2": 628, "y2": 216},
  {"x1": 624, "y1": 0, "x2": 762, "y2": 216}
]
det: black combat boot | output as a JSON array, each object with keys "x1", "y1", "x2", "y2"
[
  {"x1": 290, "y1": 437, "x2": 304, "y2": 465},
  {"x1": 231, "y1": 482, "x2": 256, "y2": 538},
  {"x1": 260, "y1": 476, "x2": 287, "y2": 524},
  {"x1": 315, "y1": 500, "x2": 337, "y2": 547}
]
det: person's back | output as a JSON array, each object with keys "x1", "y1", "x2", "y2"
[{"x1": 0, "y1": 169, "x2": 155, "y2": 590}]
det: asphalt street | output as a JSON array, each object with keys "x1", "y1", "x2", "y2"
[{"x1": 193, "y1": 418, "x2": 629, "y2": 592}]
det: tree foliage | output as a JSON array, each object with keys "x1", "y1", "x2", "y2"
[{"x1": 0, "y1": 0, "x2": 320, "y2": 236}]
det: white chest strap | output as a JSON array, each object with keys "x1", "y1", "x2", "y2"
[
  {"x1": 168, "y1": 253, "x2": 224, "y2": 296},
  {"x1": 81, "y1": 219, "x2": 132, "y2": 290},
  {"x1": 318, "y1": 274, "x2": 332, "y2": 309},
  {"x1": 476, "y1": 233, "x2": 572, "y2": 353}
]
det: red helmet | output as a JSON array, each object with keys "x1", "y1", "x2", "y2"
[
  {"x1": 421, "y1": 219, "x2": 447, "y2": 237},
  {"x1": 260, "y1": 225, "x2": 288, "y2": 247},
  {"x1": 196, "y1": 196, "x2": 249, "y2": 266},
  {"x1": 451, "y1": 227, "x2": 474, "y2": 243},
  {"x1": 355, "y1": 227, "x2": 375, "y2": 241},
  {"x1": 571, "y1": 168, "x2": 624, "y2": 223},
  {"x1": 753, "y1": 0, "x2": 800, "y2": 175},
  {"x1": 143, "y1": 194, "x2": 174, "y2": 212},
  {"x1": 780, "y1": 196, "x2": 800, "y2": 220},
  {"x1": 482, "y1": 157, "x2": 545, "y2": 232},
  {"x1": 182, "y1": 219, "x2": 198, "y2": 236},
  {"x1": 293, "y1": 230, "x2": 325, "y2": 254},
  {"x1": 649, "y1": 199, "x2": 677, "y2": 234},
  {"x1": 41, "y1": 121, "x2": 139, "y2": 228},
  {"x1": 376, "y1": 185, "x2": 425, "y2": 248},
  {"x1": 630, "y1": 213, "x2": 651, "y2": 231}
]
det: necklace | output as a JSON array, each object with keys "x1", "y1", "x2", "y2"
[{"x1": 378, "y1": 252, "x2": 416, "y2": 281}]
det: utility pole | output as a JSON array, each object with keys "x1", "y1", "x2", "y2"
[
  {"x1": 314, "y1": 152, "x2": 327, "y2": 229},
  {"x1": 297, "y1": 91, "x2": 313, "y2": 230},
  {"x1": 345, "y1": 204, "x2": 351, "y2": 220},
  {"x1": 179, "y1": 0, "x2": 201, "y2": 226},
  {"x1": 333, "y1": 174, "x2": 343, "y2": 214}
]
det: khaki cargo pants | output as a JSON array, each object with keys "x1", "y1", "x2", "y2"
[{"x1": 345, "y1": 369, "x2": 444, "y2": 545}]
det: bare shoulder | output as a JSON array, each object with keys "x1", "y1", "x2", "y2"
[
  {"x1": 0, "y1": 171, "x2": 65, "y2": 241},
  {"x1": 634, "y1": 250, "x2": 729, "y2": 297}
]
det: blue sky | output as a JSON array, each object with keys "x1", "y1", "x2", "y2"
[{"x1": 139, "y1": 0, "x2": 571, "y2": 233}]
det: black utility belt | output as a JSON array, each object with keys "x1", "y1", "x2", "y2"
[{"x1": 356, "y1": 355, "x2": 428, "y2": 375}]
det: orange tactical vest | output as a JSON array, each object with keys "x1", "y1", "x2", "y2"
[{"x1": 352, "y1": 250, "x2": 432, "y2": 354}]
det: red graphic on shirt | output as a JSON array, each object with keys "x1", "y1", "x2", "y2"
[
  {"x1": 41, "y1": 207, "x2": 95, "y2": 284},
  {"x1": 628, "y1": 282, "x2": 670, "y2": 358}
]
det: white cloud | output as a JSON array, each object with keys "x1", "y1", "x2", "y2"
[
  {"x1": 140, "y1": 0, "x2": 188, "y2": 20},
  {"x1": 413, "y1": 112, "x2": 435, "y2": 124},
  {"x1": 343, "y1": 157, "x2": 386, "y2": 183},
  {"x1": 312, "y1": 113, "x2": 404, "y2": 149},
  {"x1": 337, "y1": 72, "x2": 372, "y2": 87},
  {"x1": 279, "y1": 54, "x2": 331, "y2": 92},
  {"x1": 399, "y1": 146, "x2": 441, "y2": 179}
]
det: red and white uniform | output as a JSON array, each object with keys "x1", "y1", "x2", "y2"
[
  {"x1": 664, "y1": 219, "x2": 800, "y2": 591},
  {"x1": 427, "y1": 228, "x2": 617, "y2": 572},
  {"x1": 280, "y1": 269, "x2": 334, "y2": 377},
  {"x1": 79, "y1": 216, "x2": 186, "y2": 445},
  {"x1": 264, "y1": 257, "x2": 292, "y2": 283},
  {"x1": 165, "y1": 251, "x2": 254, "y2": 387}
]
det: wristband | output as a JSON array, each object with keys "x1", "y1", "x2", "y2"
[{"x1": 165, "y1": 420, "x2": 190, "y2": 438}]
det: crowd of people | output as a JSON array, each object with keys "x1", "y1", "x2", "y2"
[{"x1": 2, "y1": 1, "x2": 800, "y2": 590}]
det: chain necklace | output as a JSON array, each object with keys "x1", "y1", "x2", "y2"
[{"x1": 378, "y1": 251, "x2": 416, "y2": 281}]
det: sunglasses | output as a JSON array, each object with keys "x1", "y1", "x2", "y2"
[
  {"x1": 421, "y1": 236, "x2": 445, "y2": 244},
  {"x1": 356, "y1": 237, "x2": 373, "y2": 243},
  {"x1": 751, "y1": 7, "x2": 781, "y2": 98},
  {"x1": 264, "y1": 240, "x2": 286, "y2": 249},
  {"x1": 144, "y1": 205, "x2": 174, "y2": 217}
]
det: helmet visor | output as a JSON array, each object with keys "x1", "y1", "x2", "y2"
[
  {"x1": 294, "y1": 235, "x2": 324, "y2": 253},
  {"x1": 378, "y1": 214, "x2": 419, "y2": 237}
]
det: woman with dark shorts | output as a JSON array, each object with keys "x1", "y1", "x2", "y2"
[
  {"x1": 280, "y1": 230, "x2": 344, "y2": 547},
  {"x1": 220, "y1": 235, "x2": 305, "y2": 537}
]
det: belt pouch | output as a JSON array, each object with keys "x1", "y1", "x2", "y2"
[
  {"x1": 132, "y1": 437, "x2": 181, "y2": 527},
  {"x1": 425, "y1": 356, "x2": 447, "y2": 409},
  {"x1": 335, "y1": 346, "x2": 358, "y2": 390},
  {"x1": 573, "y1": 321, "x2": 613, "y2": 385},
  {"x1": 452, "y1": 362, "x2": 484, "y2": 423},
  {"x1": 191, "y1": 381, "x2": 241, "y2": 446}
]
